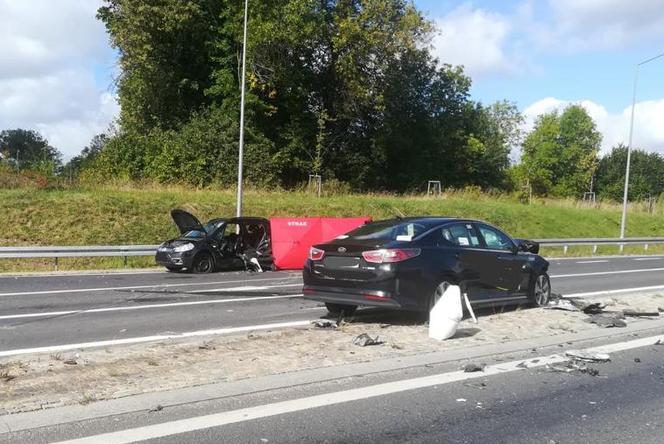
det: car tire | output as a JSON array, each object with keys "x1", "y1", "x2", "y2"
[
  {"x1": 530, "y1": 273, "x2": 551, "y2": 307},
  {"x1": 192, "y1": 253, "x2": 214, "y2": 274},
  {"x1": 165, "y1": 266, "x2": 182, "y2": 272},
  {"x1": 325, "y1": 303, "x2": 357, "y2": 317}
]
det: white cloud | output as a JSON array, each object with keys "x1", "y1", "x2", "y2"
[
  {"x1": 431, "y1": 4, "x2": 515, "y2": 78},
  {"x1": 0, "y1": 0, "x2": 118, "y2": 159},
  {"x1": 523, "y1": 97, "x2": 664, "y2": 155},
  {"x1": 538, "y1": 0, "x2": 664, "y2": 52}
]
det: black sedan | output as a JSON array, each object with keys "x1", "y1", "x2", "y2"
[
  {"x1": 155, "y1": 209, "x2": 272, "y2": 273},
  {"x1": 302, "y1": 217, "x2": 550, "y2": 316}
]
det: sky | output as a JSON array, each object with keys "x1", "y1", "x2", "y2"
[{"x1": 0, "y1": 0, "x2": 663, "y2": 160}]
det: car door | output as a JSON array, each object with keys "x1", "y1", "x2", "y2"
[
  {"x1": 435, "y1": 223, "x2": 488, "y2": 300},
  {"x1": 475, "y1": 223, "x2": 525, "y2": 296}
]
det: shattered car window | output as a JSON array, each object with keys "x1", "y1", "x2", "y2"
[{"x1": 183, "y1": 220, "x2": 225, "y2": 238}]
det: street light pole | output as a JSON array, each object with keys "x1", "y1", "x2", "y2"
[
  {"x1": 619, "y1": 52, "x2": 664, "y2": 239},
  {"x1": 236, "y1": 0, "x2": 249, "y2": 218}
]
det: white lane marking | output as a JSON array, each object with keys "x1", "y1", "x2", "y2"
[
  {"x1": 551, "y1": 255, "x2": 664, "y2": 261},
  {"x1": 54, "y1": 334, "x2": 664, "y2": 444},
  {"x1": 634, "y1": 257, "x2": 662, "y2": 261},
  {"x1": 551, "y1": 267, "x2": 664, "y2": 278},
  {"x1": 575, "y1": 260, "x2": 608, "y2": 264},
  {"x1": 0, "y1": 277, "x2": 301, "y2": 298},
  {"x1": 0, "y1": 294, "x2": 305, "y2": 321},
  {"x1": 0, "y1": 320, "x2": 312, "y2": 358},
  {"x1": 0, "y1": 270, "x2": 166, "y2": 279},
  {"x1": 564, "y1": 285, "x2": 664, "y2": 298},
  {"x1": 192, "y1": 283, "x2": 303, "y2": 293}
]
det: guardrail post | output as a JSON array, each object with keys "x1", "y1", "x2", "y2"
[
  {"x1": 124, "y1": 255, "x2": 128, "y2": 268},
  {"x1": 619, "y1": 244, "x2": 624, "y2": 254},
  {"x1": 592, "y1": 245, "x2": 597, "y2": 255},
  {"x1": 645, "y1": 243, "x2": 649, "y2": 252},
  {"x1": 563, "y1": 245, "x2": 568, "y2": 255},
  {"x1": 54, "y1": 257, "x2": 58, "y2": 271}
]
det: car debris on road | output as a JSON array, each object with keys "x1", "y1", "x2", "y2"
[
  {"x1": 352, "y1": 333, "x2": 383, "y2": 347},
  {"x1": 462, "y1": 363, "x2": 485, "y2": 372}
]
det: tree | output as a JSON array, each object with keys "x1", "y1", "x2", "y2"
[
  {"x1": 95, "y1": 0, "x2": 518, "y2": 191},
  {"x1": 0, "y1": 129, "x2": 62, "y2": 171},
  {"x1": 519, "y1": 105, "x2": 601, "y2": 197},
  {"x1": 63, "y1": 133, "x2": 110, "y2": 178},
  {"x1": 595, "y1": 144, "x2": 664, "y2": 201}
]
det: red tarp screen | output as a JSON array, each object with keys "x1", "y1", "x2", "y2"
[{"x1": 270, "y1": 217, "x2": 371, "y2": 270}]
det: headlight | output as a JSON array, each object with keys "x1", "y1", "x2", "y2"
[
  {"x1": 173, "y1": 243, "x2": 195, "y2": 253},
  {"x1": 157, "y1": 243, "x2": 169, "y2": 252}
]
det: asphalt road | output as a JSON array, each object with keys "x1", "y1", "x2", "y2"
[
  {"x1": 1, "y1": 255, "x2": 664, "y2": 354},
  {"x1": 5, "y1": 330, "x2": 664, "y2": 443}
]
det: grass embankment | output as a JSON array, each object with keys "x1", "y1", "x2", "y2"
[{"x1": 1, "y1": 187, "x2": 663, "y2": 271}]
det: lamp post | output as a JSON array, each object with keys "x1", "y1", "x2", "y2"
[
  {"x1": 236, "y1": 0, "x2": 249, "y2": 217},
  {"x1": 619, "y1": 52, "x2": 664, "y2": 239}
]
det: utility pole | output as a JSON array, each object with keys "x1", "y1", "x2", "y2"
[
  {"x1": 235, "y1": 0, "x2": 249, "y2": 217},
  {"x1": 620, "y1": 52, "x2": 664, "y2": 238}
]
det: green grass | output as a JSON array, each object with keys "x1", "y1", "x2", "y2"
[{"x1": 1, "y1": 186, "x2": 663, "y2": 271}]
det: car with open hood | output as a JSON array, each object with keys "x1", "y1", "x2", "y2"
[
  {"x1": 155, "y1": 209, "x2": 272, "y2": 273},
  {"x1": 302, "y1": 217, "x2": 550, "y2": 316}
]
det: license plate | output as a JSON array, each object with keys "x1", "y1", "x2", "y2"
[{"x1": 324, "y1": 256, "x2": 361, "y2": 269}]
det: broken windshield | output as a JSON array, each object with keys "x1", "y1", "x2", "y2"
[{"x1": 183, "y1": 220, "x2": 225, "y2": 238}]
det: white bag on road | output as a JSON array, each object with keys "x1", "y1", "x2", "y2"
[{"x1": 429, "y1": 284, "x2": 463, "y2": 340}]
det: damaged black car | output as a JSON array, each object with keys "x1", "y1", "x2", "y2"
[
  {"x1": 303, "y1": 217, "x2": 550, "y2": 315},
  {"x1": 155, "y1": 209, "x2": 272, "y2": 273}
]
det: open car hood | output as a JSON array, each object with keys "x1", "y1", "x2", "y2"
[{"x1": 171, "y1": 209, "x2": 204, "y2": 235}]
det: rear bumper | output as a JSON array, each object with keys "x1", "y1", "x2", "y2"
[{"x1": 302, "y1": 285, "x2": 402, "y2": 309}]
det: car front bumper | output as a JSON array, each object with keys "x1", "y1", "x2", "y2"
[{"x1": 155, "y1": 250, "x2": 194, "y2": 269}]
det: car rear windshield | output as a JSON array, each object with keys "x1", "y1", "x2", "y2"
[{"x1": 343, "y1": 220, "x2": 432, "y2": 241}]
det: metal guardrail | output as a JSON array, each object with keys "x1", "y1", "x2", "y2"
[
  {"x1": 0, "y1": 245, "x2": 159, "y2": 269},
  {"x1": 535, "y1": 238, "x2": 664, "y2": 255},
  {"x1": 1, "y1": 238, "x2": 664, "y2": 269}
]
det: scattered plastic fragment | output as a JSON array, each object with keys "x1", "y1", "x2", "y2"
[
  {"x1": 623, "y1": 309, "x2": 660, "y2": 318},
  {"x1": 516, "y1": 362, "x2": 528, "y2": 369},
  {"x1": 352, "y1": 333, "x2": 383, "y2": 347},
  {"x1": 655, "y1": 339, "x2": 663, "y2": 345},
  {"x1": 634, "y1": 358, "x2": 641, "y2": 363},
  {"x1": 544, "y1": 299, "x2": 579, "y2": 312},
  {"x1": 585, "y1": 314, "x2": 627, "y2": 328},
  {"x1": 464, "y1": 381, "x2": 487, "y2": 390},
  {"x1": 149, "y1": 404, "x2": 163, "y2": 413},
  {"x1": 456, "y1": 398, "x2": 467, "y2": 402},
  {"x1": 462, "y1": 363, "x2": 485, "y2": 373},
  {"x1": 311, "y1": 320, "x2": 337, "y2": 329},
  {"x1": 565, "y1": 350, "x2": 610, "y2": 362},
  {"x1": 545, "y1": 361, "x2": 600, "y2": 376}
]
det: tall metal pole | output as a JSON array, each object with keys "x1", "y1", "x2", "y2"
[
  {"x1": 619, "y1": 52, "x2": 664, "y2": 238},
  {"x1": 619, "y1": 66, "x2": 638, "y2": 239},
  {"x1": 236, "y1": 0, "x2": 249, "y2": 217}
]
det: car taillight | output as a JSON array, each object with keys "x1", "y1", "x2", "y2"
[
  {"x1": 361, "y1": 248, "x2": 421, "y2": 264},
  {"x1": 309, "y1": 247, "x2": 325, "y2": 261}
]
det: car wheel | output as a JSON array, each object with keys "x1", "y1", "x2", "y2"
[
  {"x1": 165, "y1": 266, "x2": 182, "y2": 272},
  {"x1": 531, "y1": 273, "x2": 551, "y2": 307},
  {"x1": 325, "y1": 303, "x2": 357, "y2": 317},
  {"x1": 192, "y1": 253, "x2": 214, "y2": 274}
]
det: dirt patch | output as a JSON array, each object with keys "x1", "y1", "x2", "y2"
[{"x1": 1, "y1": 293, "x2": 663, "y2": 414}]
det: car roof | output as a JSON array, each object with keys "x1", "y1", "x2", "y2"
[{"x1": 373, "y1": 216, "x2": 483, "y2": 225}]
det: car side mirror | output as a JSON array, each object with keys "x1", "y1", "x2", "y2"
[{"x1": 515, "y1": 239, "x2": 539, "y2": 254}]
